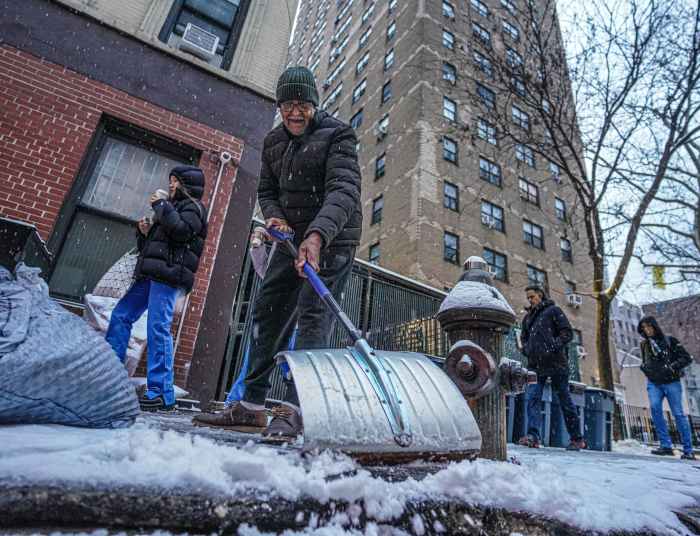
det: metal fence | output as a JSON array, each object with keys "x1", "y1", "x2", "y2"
[{"x1": 617, "y1": 403, "x2": 700, "y2": 447}]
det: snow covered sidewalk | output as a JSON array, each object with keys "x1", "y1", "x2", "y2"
[{"x1": 1, "y1": 414, "x2": 699, "y2": 535}]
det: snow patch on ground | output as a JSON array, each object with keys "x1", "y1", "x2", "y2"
[
  {"x1": 1, "y1": 421, "x2": 699, "y2": 535},
  {"x1": 613, "y1": 439, "x2": 653, "y2": 456}
]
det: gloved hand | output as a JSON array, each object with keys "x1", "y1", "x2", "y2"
[
  {"x1": 295, "y1": 232, "x2": 323, "y2": 277},
  {"x1": 264, "y1": 218, "x2": 291, "y2": 241}
]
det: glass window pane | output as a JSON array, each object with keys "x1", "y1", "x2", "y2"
[
  {"x1": 83, "y1": 137, "x2": 181, "y2": 221},
  {"x1": 184, "y1": 0, "x2": 239, "y2": 28}
]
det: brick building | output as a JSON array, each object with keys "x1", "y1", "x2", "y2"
[
  {"x1": 287, "y1": 0, "x2": 598, "y2": 382},
  {"x1": 0, "y1": 0, "x2": 297, "y2": 404}
]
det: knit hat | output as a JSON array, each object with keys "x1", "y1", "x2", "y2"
[{"x1": 276, "y1": 66, "x2": 319, "y2": 107}]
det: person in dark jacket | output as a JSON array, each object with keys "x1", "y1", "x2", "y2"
[
  {"x1": 638, "y1": 316, "x2": 695, "y2": 459},
  {"x1": 517, "y1": 285, "x2": 586, "y2": 450},
  {"x1": 106, "y1": 166, "x2": 208, "y2": 411},
  {"x1": 193, "y1": 66, "x2": 362, "y2": 440}
]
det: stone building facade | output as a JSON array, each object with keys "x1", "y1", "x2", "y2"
[
  {"x1": 0, "y1": 0, "x2": 296, "y2": 403},
  {"x1": 287, "y1": 0, "x2": 598, "y2": 382}
]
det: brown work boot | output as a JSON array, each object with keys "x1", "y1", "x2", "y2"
[
  {"x1": 192, "y1": 401, "x2": 267, "y2": 433},
  {"x1": 262, "y1": 404, "x2": 303, "y2": 442}
]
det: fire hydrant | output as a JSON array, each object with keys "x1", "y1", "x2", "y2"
[{"x1": 436, "y1": 256, "x2": 536, "y2": 460}]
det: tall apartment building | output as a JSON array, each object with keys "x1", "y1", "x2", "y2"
[
  {"x1": 611, "y1": 297, "x2": 646, "y2": 406},
  {"x1": 287, "y1": 0, "x2": 598, "y2": 383},
  {"x1": 1, "y1": 0, "x2": 296, "y2": 403}
]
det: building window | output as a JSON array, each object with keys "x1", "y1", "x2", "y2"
[
  {"x1": 49, "y1": 117, "x2": 197, "y2": 303},
  {"x1": 443, "y1": 137, "x2": 458, "y2": 163},
  {"x1": 555, "y1": 197, "x2": 567, "y2": 221},
  {"x1": 561, "y1": 238, "x2": 573, "y2": 262},
  {"x1": 481, "y1": 200, "x2": 504, "y2": 232},
  {"x1": 159, "y1": 0, "x2": 250, "y2": 70},
  {"x1": 483, "y1": 248, "x2": 507, "y2": 281},
  {"x1": 477, "y1": 118, "x2": 497, "y2": 145},
  {"x1": 506, "y1": 47, "x2": 523, "y2": 69},
  {"x1": 471, "y1": 0, "x2": 489, "y2": 17},
  {"x1": 387, "y1": 20, "x2": 396, "y2": 41},
  {"x1": 444, "y1": 232, "x2": 459, "y2": 264},
  {"x1": 511, "y1": 105, "x2": 529, "y2": 130},
  {"x1": 376, "y1": 114, "x2": 389, "y2": 140},
  {"x1": 352, "y1": 78, "x2": 367, "y2": 104},
  {"x1": 472, "y1": 22, "x2": 491, "y2": 46},
  {"x1": 443, "y1": 29, "x2": 455, "y2": 50},
  {"x1": 511, "y1": 76, "x2": 525, "y2": 97},
  {"x1": 518, "y1": 177, "x2": 539, "y2": 205},
  {"x1": 375, "y1": 152, "x2": 386, "y2": 178},
  {"x1": 351, "y1": 109, "x2": 364, "y2": 129},
  {"x1": 444, "y1": 181, "x2": 459, "y2": 211},
  {"x1": 443, "y1": 0, "x2": 455, "y2": 19},
  {"x1": 443, "y1": 96, "x2": 457, "y2": 121},
  {"x1": 479, "y1": 157, "x2": 501, "y2": 186},
  {"x1": 372, "y1": 195, "x2": 384, "y2": 224},
  {"x1": 476, "y1": 83, "x2": 495, "y2": 109},
  {"x1": 542, "y1": 97, "x2": 551, "y2": 113},
  {"x1": 523, "y1": 220, "x2": 544, "y2": 249},
  {"x1": 443, "y1": 62, "x2": 457, "y2": 84},
  {"x1": 527, "y1": 264, "x2": 548, "y2": 290},
  {"x1": 356, "y1": 51, "x2": 370, "y2": 75},
  {"x1": 322, "y1": 82, "x2": 343, "y2": 109},
  {"x1": 389, "y1": 0, "x2": 398, "y2": 14},
  {"x1": 384, "y1": 48, "x2": 395, "y2": 70},
  {"x1": 369, "y1": 242, "x2": 380, "y2": 264},
  {"x1": 501, "y1": 0, "x2": 517, "y2": 15},
  {"x1": 381, "y1": 80, "x2": 392, "y2": 104},
  {"x1": 502, "y1": 19, "x2": 519, "y2": 41},
  {"x1": 549, "y1": 160, "x2": 561, "y2": 179},
  {"x1": 362, "y1": 2, "x2": 375, "y2": 24},
  {"x1": 565, "y1": 280, "x2": 577, "y2": 294},
  {"x1": 359, "y1": 26, "x2": 372, "y2": 49},
  {"x1": 515, "y1": 144, "x2": 535, "y2": 167},
  {"x1": 473, "y1": 51, "x2": 493, "y2": 78}
]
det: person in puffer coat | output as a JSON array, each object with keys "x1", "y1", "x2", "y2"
[
  {"x1": 106, "y1": 166, "x2": 208, "y2": 411},
  {"x1": 518, "y1": 285, "x2": 586, "y2": 451},
  {"x1": 638, "y1": 315, "x2": 695, "y2": 459},
  {"x1": 193, "y1": 66, "x2": 362, "y2": 440}
]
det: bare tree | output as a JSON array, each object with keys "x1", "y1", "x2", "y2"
[{"x1": 414, "y1": 0, "x2": 700, "y2": 392}]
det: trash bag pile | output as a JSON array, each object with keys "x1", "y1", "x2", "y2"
[{"x1": 0, "y1": 264, "x2": 139, "y2": 428}]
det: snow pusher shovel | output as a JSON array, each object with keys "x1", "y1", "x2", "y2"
[{"x1": 268, "y1": 228, "x2": 482, "y2": 463}]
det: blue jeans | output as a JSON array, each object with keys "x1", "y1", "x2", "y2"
[
  {"x1": 105, "y1": 279, "x2": 180, "y2": 406},
  {"x1": 527, "y1": 372, "x2": 582, "y2": 442},
  {"x1": 647, "y1": 380, "x2": 693, "y2": 454}
]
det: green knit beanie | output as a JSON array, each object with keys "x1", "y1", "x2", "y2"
[{"x1": 276, "y1": 66, "x2": 319, "y2": 107}]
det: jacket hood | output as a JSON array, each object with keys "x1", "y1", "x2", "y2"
[
  {"x1": 170, "y1": 165, "x2": 205, "y2": 200},
  {"x1": 638, "y1": 315, "x2": 665, "y2": 339}
]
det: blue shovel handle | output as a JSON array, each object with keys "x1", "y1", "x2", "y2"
[{"x1": 267, "y1": 226, "x2": 360, "y2": 343}]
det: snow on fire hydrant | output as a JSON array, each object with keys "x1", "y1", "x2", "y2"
[{"x1": 436, "y1": 256, "x2": 536, "y2": 461}]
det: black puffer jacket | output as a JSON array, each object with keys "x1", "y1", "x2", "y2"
[
  {"x1": 257, "y1": 110, "x2": 362, "y2": 248},
  {"x1": 134, "y1": 166, "x2": 208, "y2": 293},
  {"x1": 638, "y1": 316, "x2": 693, "y2": 384},
  {"x1": 521, "y1": 299, "x2": 573, "y2": 375}
]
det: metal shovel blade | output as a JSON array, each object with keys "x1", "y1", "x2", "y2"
[{"x1": 277, "y1": 348, "x2": 482, "y2": 462}]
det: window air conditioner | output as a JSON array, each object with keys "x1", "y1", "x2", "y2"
[
  {"x1": 481, "y1": 214, "x2": 497, "y2": 229},
  {"x1": 576, "y1": 345, "x2": 587, "y2": 358},
  {"x1": 178, "y1": 23, "x2": 219, "y2": 61},
  {"x1": 374, "y1": 123, "x2": 388, "y2": 139},
  {"x1": 566, "y1": 293, "x2": 583, "y2": 307}
]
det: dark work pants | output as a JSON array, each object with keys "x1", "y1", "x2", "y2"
[
  {"x1": 243, "y1": 245, "x2": 355, "y2": 406},
  {"x1": 527, "y1": 371, "x2": 583, "y2": 441}
]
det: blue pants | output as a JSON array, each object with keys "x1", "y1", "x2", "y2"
[
  {"x1": 527, "y1": 372, "x2": 583, "y2": 442},
  {"x1": 647, "y1": 380, "x2": 693, "y2": 454},
  {"x1": 105, "y1": 279, "x2": 180, "y2": 406}
]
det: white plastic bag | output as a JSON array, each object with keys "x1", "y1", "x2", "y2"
[{"x1": 92, "y1": 249, "x2": 138, "y2": 299}]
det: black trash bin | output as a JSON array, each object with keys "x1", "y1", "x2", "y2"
[
  {"x1": 0, "y1": 216, "x2": 52, "y2": 279},
  {"x1": 584, "y1": 387, "x2": 615, "y2": 451},
  {"x1": 550, "y1": 381, "x2": 586, "y2": 447}
]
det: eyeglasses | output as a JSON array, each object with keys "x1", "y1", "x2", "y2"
[{"x1": 280, "y1": 101, "x2": 314, "y2": 113}]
